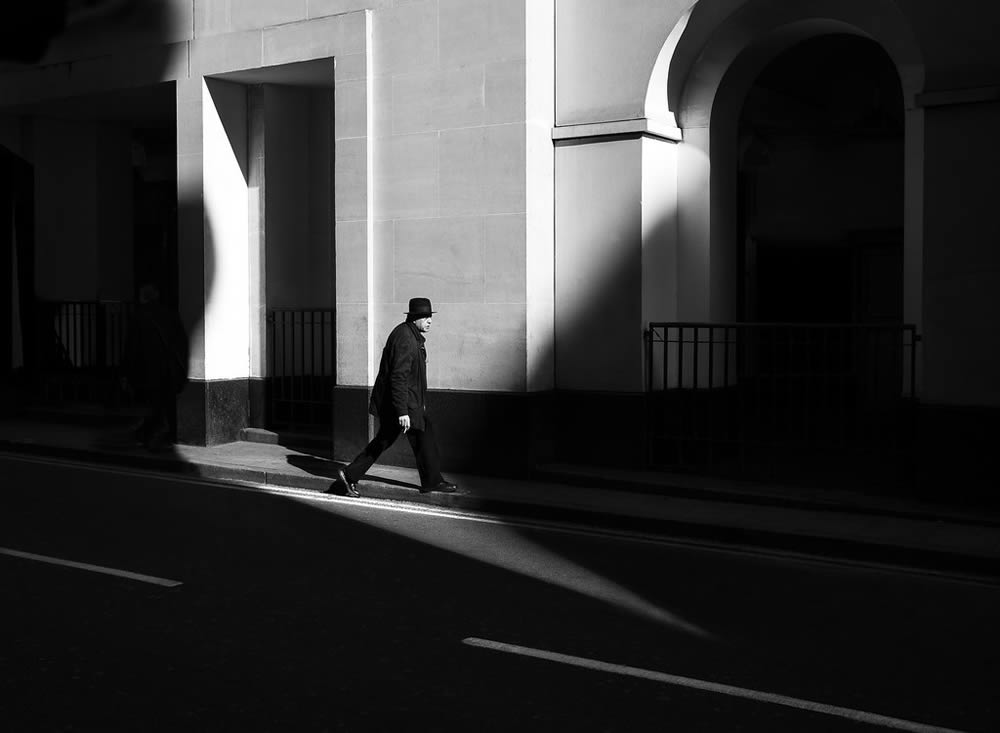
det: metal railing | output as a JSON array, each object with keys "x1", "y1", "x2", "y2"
[
  {"x1": 645, "y1": 322, "x2": 919, "y2": 488},
  {"x1": 266, "y1": 308, "x2": 335, "y2": 433},
  {"x1": 33, "y1": 300, "x2": 135, "y2": 405}
]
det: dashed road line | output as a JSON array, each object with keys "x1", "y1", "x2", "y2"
[
  {"x1": 463, "y1": 637, "x2": 971, "y2": 733},
  {"x1": 0, "y1": 547, "x2": 183, "y2": 588}
]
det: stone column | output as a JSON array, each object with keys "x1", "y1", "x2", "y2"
[
  {"x1": 175, "y1": 76, "x2": 252, "y2": 445},
  {"x1": 552, "y1": 122, "x2": 680, "y2": 463},
  {"x1": 921, "y1": 98, "x2": 1000, "y2": 407},
  {"x1": 912, "y1": 93, "x2": 1000, "y2": 493},
  {"x1": 330, "y1": 17, "x2": 375, "y2": 460},
  {"x1": 554, "y1": 127, "x2": 680, "y2": 393}
]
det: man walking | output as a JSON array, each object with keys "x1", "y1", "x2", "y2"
[{"x1": 332, "y1": 297, "x2": 458, "y2": 497}]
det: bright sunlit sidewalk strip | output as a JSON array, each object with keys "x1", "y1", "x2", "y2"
[
  {"x1": 462, "y1": 637, "x2": 970, "y2": 733},
  {"x1": 0, "y1": 547, "x2": 183, "y2": 588}
]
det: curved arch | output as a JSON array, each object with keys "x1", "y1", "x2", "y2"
[
  {"x1": 667, "y1": 0, "x2": 923, "y2": 128},
  {"x1": 644, "y1": 0, "x2": 926, "y2": 331},
  {"x1": 643, "y1": 2, "x2": 696, "y2": 128},
  {"x1": 654, "y1": 0, "x2": 924, "y2": 127}
]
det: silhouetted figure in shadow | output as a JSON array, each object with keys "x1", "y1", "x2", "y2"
[
  {"x1": 121, "y1": 283, "x2": 187, "y2": 452},
  {"x1": 331, "y1": 297, "x2": 458, "y2": 497}
]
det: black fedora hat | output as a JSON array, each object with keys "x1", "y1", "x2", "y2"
[{"x1": 405, "y1": 297, "x2": 436, "y2": 318}]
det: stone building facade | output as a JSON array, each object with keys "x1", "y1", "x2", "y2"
[{"x1": 1, "y1": 0, "x2": 997, "y2": 494}]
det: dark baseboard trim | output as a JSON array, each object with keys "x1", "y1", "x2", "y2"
[
  {"x1": 330, "y1": 387, "x2": 643, "y2": 476},
  {"x1": 177, "y1": 378, "x2": 249, "y2": 447},
  {"x1": 248, "y1": 377, "x2": 267, "y2": 429}
]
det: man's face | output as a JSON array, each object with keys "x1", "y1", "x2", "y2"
[{"x1": 413, "y1": 316, "x2": 432, "y2": 333}]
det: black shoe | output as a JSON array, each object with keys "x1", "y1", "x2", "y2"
[
  {"x1": 334, "y1": 468, "x2": 360, "y2": 497},
  {"x1": 420, "y1": 481, "x2": 458, "y2": 494}
]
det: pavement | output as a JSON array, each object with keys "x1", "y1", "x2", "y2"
[{"x1": 2, "y1": 409, "x2": 999, "y2": 579}]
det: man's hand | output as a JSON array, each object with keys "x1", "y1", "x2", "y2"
[{"x1": 398, "y1": 415, "x2": 410, "y2": 433}]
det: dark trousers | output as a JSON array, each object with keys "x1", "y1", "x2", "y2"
[{"x1": 343, "y1": 413, "x2": 443, "y2": 488}]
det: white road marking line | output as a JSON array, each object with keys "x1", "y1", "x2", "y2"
[
  {"x1": 0, "y1": 547, "x2": 182, "y2": 588},
  {"x1": 463, "y1": 637, "x2": 971, "y2": 733}
]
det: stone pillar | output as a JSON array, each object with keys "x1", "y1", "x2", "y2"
[
  {"x1": 555, "y1": 136, "x2": 643, "y2": 392},
  {"x1": 675, "y1": 107, "x2": 741, "y2": 324},
  {"x1": 247, "y1": 84, "x2": 266, "y2": 429},
  {"x1": 676, "y1": 125, "x2": 712, "y2": 322},
  {"x1": 554, "y1": 130, "x2": 680, "y2": 392},
  {"x1": 329, "y1": 13, "x2": 375, "y2": 459},
  {"x1": 922, "y1": 99, "x2": 1000, "y2": 407},
  {"x1": 913, "y1": 94, "x2": 1000, "y2": 495},
  {"x1": 552, "y1": 123, "x2": 680, "y2": 464},
  {"x1": 175, "y1": 76, "x2": 252, "y2": 445},
  {"x1": 641, "y1": 136, "x2": 680, "y2": 333}
]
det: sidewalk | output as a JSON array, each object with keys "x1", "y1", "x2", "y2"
[{"x1": 2, "y1": 413, "x2": 999, "y2": 578}]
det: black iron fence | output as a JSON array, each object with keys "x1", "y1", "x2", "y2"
[
  {"x1": 266, "y1": 308, "x2": 335, "y2": 433},
  {"x1": 33, "y1": 300, "x2": 135, "y2": 405},
  {"x1": 645, "y1": 322, "x2": 919, "y2": 489}
]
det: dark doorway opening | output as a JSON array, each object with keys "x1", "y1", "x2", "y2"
[
  {"x1": 648, "y1": 34, "x2": 914, "y2": 494},
  {"x1": 755, "y1": 242, "x2": 854, "y2": 323},
  {"x1": 738, "y1": 34, "x2": 904, "y2": 324},
  {"x1": 735, "y1": 34, "x2": 910, "y2": 490}
]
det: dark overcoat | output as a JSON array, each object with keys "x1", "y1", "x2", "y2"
[{"x1": 369, "y1": 321, "x2": 428, "y2": 430}]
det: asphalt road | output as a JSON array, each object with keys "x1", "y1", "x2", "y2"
[{"x1": 1, "y1": 453, "x2": 998, "y2": 732}]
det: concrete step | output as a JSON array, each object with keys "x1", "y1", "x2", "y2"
[{"x1": 239, "y1": 427, "x2": 330, "y2": 455}]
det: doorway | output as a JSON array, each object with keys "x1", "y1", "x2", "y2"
[
  {"x1": 737, "y1": 34, "x2": 904, "y2": 324},
  {"x1": 734, "y1": 35, "x2": 910, "y2": 487},
  {"x1": 650, "y1": 33, "x2": 916, "y2": 490}
]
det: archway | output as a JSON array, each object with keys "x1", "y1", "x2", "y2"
[
  {"x1": 644, "y1": 0, "x2": 924, "y2": 488},
  {"x1": 651, "y1": 0, "x2": 923, "y2": 331}
]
